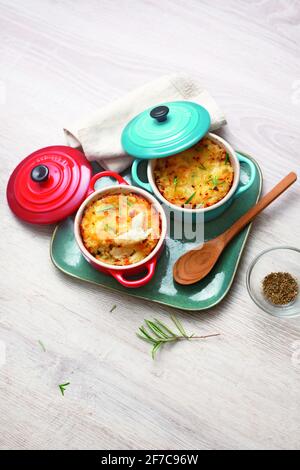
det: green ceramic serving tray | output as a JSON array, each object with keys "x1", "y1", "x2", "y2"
[{"x1": 50, "y1": 152, "x2": 262, "y2": 311}]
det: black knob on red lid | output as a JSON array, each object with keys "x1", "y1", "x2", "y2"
[
  {"x1": 150, "y1": 105, "x2": 169, "y2": 122},
  {"x1": 31, "y1": 165, "x2": 49, "y2": 183}
]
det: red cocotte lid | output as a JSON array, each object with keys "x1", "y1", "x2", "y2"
[{"x1": 7, "y1": 146, "x2": 92, "y2": 224}]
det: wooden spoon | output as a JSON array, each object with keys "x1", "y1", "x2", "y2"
[{"x1": 173, "y1": 172, "x2": 297, "y2": 285}]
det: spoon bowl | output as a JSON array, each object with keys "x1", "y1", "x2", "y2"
[{"x1": 173, "y1": 239, "x2": 224, "y2": 285}]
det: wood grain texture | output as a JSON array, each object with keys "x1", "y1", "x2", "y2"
[{"x1": 0, "y1": 0, "x2": 300, "y2": 450}]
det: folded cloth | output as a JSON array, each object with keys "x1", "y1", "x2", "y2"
[{"x1": 64, "y1": 73, "x2": 226, "y2": 173}]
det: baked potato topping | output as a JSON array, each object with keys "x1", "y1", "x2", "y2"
[
  {"x1": 80, "y1": 193, "x2": 160, "y2": 266},
  {"x1": 154, "y1": 137, "x2": 234, "y2": 209}
]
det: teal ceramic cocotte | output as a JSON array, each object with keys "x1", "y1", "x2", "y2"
[{"x1": 122, "y1": 101, "x2": 256, "y2": 221}]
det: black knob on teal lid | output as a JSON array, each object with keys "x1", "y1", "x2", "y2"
[
  {"x1": 150, "y1": 105, "x2": 169, "y2": 122},
  {"x1": 121, "y1": 101, "x2": 211, "y2": 159}
]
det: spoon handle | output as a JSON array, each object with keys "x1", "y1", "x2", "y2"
[{"x1": 223, "y1": 172, "x2": 297, "y2": 245}]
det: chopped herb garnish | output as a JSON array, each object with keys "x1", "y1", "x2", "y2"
[
  {"x1": 38, "y1": 340, "x2": 46, "y2": 352},
  {"x1": 225, "y1": 153, "x2": 230, "y2": 164},
  {"x1": 184, "y1": 192, "x2": 196, "y2": 204},
  {"x1": 173, "y1": 176, "x2": 178, "y2": 189},
  {"x1": 59, "y1": 382, "x2": 70, "y2": 396},
  {"x1": 210, "y1": 176, "x2": 219, "y2": 187},
  {"x1": 198, "y1": 163, "x2": 206, "y2": 170},
  {"x1": 209, "y1": 175, "x2": 224, "y2": 187},
  {"x1": 104, "y1": 224, "x2": 115, "y2": 232},
  {"x1": 127, "y1": 199, "x2": 133, "y2": 207},
  {"x1": 96, "y1": 205, "x2": 114, "y2": 213},
  {"x1": 110, "y1": 304, "x2": 117, "y2": 313}
]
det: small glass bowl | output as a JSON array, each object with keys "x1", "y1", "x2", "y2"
[{"x1": 246, "y1": 246, "x2": 300, "y2": 318}]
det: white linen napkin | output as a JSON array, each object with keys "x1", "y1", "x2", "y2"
[{"x1": 64, "y1": 73, "x2": 226, "y2": 173}]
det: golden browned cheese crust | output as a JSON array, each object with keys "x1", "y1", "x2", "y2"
[
  {"x1": 80, "y1": 192, "x2": 160, "y2": 266},
  {"x1": 154, "y1": 137, "x2": 234, "y2": 209}
]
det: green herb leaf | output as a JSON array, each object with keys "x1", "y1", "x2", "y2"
[
  {"x1": 152, "y1": 342, "x2": 162, "y2": 359},
  {"x1": 127, "y1": 199, "x2": 133, "y2": 207},
  {"x1": 208, "y1": 175, "x2": 225, "y2": 188},
  {"x1": 96, "y1": 205, "x2": 114, "y2": 213},
  {"x1": 184, "y1": 192, "x2": 196, "y2": 205},
  {"x1": 59, "y1": 382, "x2": 70, "y2": 396},
  {"x1": 109, "y1": 304, "x2": 117, "y2": 313},
  {"x1": 148, "y1": 321, "x2": 169, "y2": 339},
  {"x1": 137, "y1": 333, "x2": 155, "y2": 344},
  {"x1": 145, "y1": 320, "x2": 167, "y2": 339},
  {"x1": 38, "y1": 340, "x2": 46, "y2": 352},
  {"x1": 225, "y1": 153, "x2": 230, "y2": 164},
  {"x1": 154, "y1": 318, "x2": 177, "y2": 337},
  {"x1": 104, "y1": 224, "x2": 115, "y2": 232},
  {"x1": 210, "y1": 176, "x2": 219, "y2": 187},
  {"x1": 138, "y1": 326, "x2": 156, "y2": 343},
  {"x1": 171, "y1": 315, "x2": 188, "y2": 337}
]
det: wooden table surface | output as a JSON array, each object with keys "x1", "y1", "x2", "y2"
[{"x1": 1, "y1": 0, "x2": 300, "y2": 450}]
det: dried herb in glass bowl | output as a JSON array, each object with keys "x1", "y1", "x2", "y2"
[{"x1": 262, "y1": 272, "x2": 298, "y2": 305}]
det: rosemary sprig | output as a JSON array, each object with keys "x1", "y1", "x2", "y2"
[
  {"x1": 59, "y1": 382, "x2": 70, "y2": 396},
  {"x1": 137, "y1": 315, "x2": 220, "y2": 359}
]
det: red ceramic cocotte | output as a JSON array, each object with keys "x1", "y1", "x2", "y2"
[{"x1": 74, "y1": 171, "x2": 167, "y2": 289}]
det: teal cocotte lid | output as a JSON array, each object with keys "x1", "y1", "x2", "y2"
[{"x1": 121, "y1": 101, "x2": 211, "y2": 159}]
